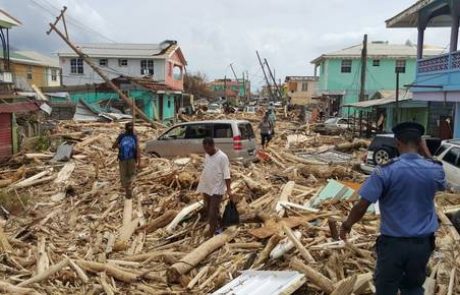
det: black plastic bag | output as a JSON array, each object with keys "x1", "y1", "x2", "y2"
[{"x1": 222, "y1": 201, "x2": 239, "y2": 228}]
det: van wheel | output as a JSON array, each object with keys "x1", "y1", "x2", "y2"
[
  {"x1": 149, "y1": 152, "x2": 160, "y2": 158},
  {"x1": 373, "y1": 148, "x2": 391, "y2": 165}
]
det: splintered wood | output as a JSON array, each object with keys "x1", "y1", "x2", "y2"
[{"x1": 0, "y1": 115, "x2": 458, "y2": 295}]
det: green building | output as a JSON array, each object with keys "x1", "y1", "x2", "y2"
[{"x1": 311, "y1": 41, "x2": 443, "y2": 116}]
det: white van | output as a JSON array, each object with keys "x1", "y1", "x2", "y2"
[
  {"x1": 434, "y1": 139, "x2": 460, "y2": 191},
  {"x1": 145, "y1": 120, "x2": 257, "y2": 161}
]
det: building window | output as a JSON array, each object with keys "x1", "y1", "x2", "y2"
[
  {"x1": 173, "y1": 65, "x2": 182, "y2": 80},
  {"x1": 99, "y1": 59, "x2": 108, "y2": 67},
  {"x1": 341, "y1": 59, "x2": 352, "y2": 73},
  {"x1": 27, "y1": 66, "x2": 33, "y2": 80},
  {"x1": 51, "y1": 69, "x2": 57, "y2": 81},
  {"x1": 70, "y1": 58, "x2": 84, "y2": 74},
  {"x1": 118, "y1": 59, "x2": 128, "y2": 67},
  {"x1": 373, "y1": 59, "x2": 380, "y2": 67},
  {"x1": 301, "y1": 82, "x2": 308, "y2": 91},
  {"x1": 140, "y1": 60, "x2": 154, "y2": 75},
  {"x1": 396, "y1": 60, "x2": 406, "y2": 73}
]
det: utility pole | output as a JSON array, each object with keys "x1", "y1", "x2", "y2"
[
  {"x1": 256, "y1": 50, "x2": 274, "y2": 101},
  {"x1": 224, "y1": 75, "x2": 227, "y2": 102},
  {"x1": 241, "y1": 71, "x2": 246, "y2": 103},
  {"x1": 395, "y1": 70, "x2": 400, "y2": 125},
  {"x1": 264, "y1": 58, "x2": 282, "y2": 101},
  {"x1": 359, "y1": 34, "x2": 368, "y2": 102},
  {"x1": 229, "y1": 63, "x2": 240, "y2": 104},
  {"x1": 47, "y1": 7, "x2": 153, "y2": 125}
]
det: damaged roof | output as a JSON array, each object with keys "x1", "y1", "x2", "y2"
[
  {"x1": 386, "y1": 0, "x2": 451, "y2": 28},
  {"x1": 311, "y1": 42, "x2": 444, "y2": 64}
]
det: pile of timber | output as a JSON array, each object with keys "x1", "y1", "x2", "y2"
[{"x1": 0, "y1": 115, "x2": 458, "y2": 295}]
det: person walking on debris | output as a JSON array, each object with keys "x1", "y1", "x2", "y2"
[
  {"x1": 112, "y1": 122, "x2": 140, "y2": 199},
  {"x1": 267, "y1": 109, "x2": 276, "y2": 136},
  {"x1": 197, "y1": 137, "x2": 234, "y2": 238},
  {"x1": 340, "y1": 122, "x2": 446, "y2": 295},
  {"x1": 259, "y1": 112, "x2": 273, "y2": 149}
]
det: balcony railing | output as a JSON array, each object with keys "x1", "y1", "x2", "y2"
[{"x1": 418, "y1": 51, "x2": 460, "y2": 74}]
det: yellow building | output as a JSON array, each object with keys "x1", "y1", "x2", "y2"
[
  {"x1": 9, "y1": 51, "x2": 60, "y2": 90},
  {"x1": 285, "y1": 76, "x2": 318, "y2": 105}
]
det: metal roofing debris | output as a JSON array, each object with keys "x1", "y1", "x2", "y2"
[
  {"x1": 211, "y1": 271, "x2": 306, "y2": 295},
  {"x1": 51, "y1": 143, "x2": 73, "y2": 162},
  {"x1": 0, "y1": 101, "x2": 42, "y2": 114},
  {"x1": 342, "y1": 96, "x2": 412, "y2": 109}
]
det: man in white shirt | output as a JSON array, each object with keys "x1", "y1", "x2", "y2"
[{"x1": 197, "y1": 137, "x2": 234, "y2": 237}]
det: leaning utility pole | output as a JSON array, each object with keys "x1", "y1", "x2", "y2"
[
  {"x1": 256, "y1": 50, "x2": 274, "y2": 100},
  {"x1": 229, "y1": 63, "x2": 241, "y2": 103},
  {"x1": 264, "y1": 58, "x2": 282, "y2": 101},
  {"x1": 359, "y1": 34, "x2": 368, "y2": 102},
  {"x1": 47, "y1": 7, "x2": 153, "y2": 126}
]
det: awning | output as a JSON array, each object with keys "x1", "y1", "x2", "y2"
[{"x1": 343, "y1": 96, "x2": 412, "y2": 109}]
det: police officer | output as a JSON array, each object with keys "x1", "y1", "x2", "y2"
[{"x1": 340, "y1": 122, "x2": 446, "y2": 295}]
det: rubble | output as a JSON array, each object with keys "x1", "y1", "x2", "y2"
[{"x1": 0, "y1": 112, "x2": 458, "y2": 294}]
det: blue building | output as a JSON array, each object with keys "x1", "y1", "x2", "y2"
[{"x1": 387, "y1": 0, "x2": 460, "y2": 138}]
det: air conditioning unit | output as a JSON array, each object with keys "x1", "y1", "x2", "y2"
[{"x1": 0, "y1": 72, "x2": 13, "y2": 83}]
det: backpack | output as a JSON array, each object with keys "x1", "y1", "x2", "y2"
[{"x1": 119, "y1": 134, "x2": 137, "y2": 161}]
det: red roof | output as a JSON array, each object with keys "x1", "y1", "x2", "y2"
[{"x1": 0, "y1": 101, "x2": 41, "y2": 114}]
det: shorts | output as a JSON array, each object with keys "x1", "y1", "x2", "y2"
[
  {"x1": 119, "y1": 159, "x2": 136, "y2": 187},
  {"x1": 261, "y1": 133, "x2": 272, "y2": 146}
]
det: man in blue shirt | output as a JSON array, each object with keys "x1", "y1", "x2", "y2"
[{"x1": 340, "y1": 122, "x2": 446, "y2": 295}]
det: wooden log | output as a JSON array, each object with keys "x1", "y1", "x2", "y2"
[
  {"x1": 198, "y1": 266, "x2": 223, "y2": 290},
  {"x1": 331, "y1": 274, "x2": 357, "y2": 295},
  {"x1": 447, "y1": 268, "x2": 456, "y2": 295},
  {"x1": 270, "y1": 230, "x2": 302, "y2": 259},
  {"x1": 99, "y1": 273, "x2": 115, "y2": 295},
  {"x1": 139, "y1": 210, "x2": 177, "y2": 233},
  {"x1": 282, "y1": 223, "x2": 315, "y2": 263},
  {"x1": 290, "y1": 257, "x2": 335, "y2": 294},
  {"x1": 118, "y1": 218, "x2": 139, "y2": 242},
  {"x1": 241, "y1": 175, "x2": 270, "y2": 195},
  {"x1": 17, "y1": 258, "x2": 69, "y2": 287},
  {"x1": 166, "y1": 201, "x2": 203, "y2": 233},
  {"x1": 54, "y1": 162, "x2": 75, "y2": 184},
  {"x1": 187, "y1": 264, "x2": 210, "y2": 290},
  {"x1": 65, "y1": 255, "x2": 89, "y2": 284},
  {"x1": 167, "y1": 231, "x2": 233, "y2": 283},
  {"x1": 76, "y1": 260, "x2": 138, "y2": 283},
  {"x1": 36, "y1": 237, "x2": 49, "y2": 275},
  {"x1": 122, "y1": 198, "x2": 133, "y2": 226},
  {"x1": 9, "y1": 169, "x2": 53, "y2": 190},
  {"x1": 353, "y1": 272, "x2": 373, "y2": 295},
  {"x1": 0, "y1": 280, "x2": 42, "y2": 295},
  {"x1": 276, "y1": 181, "x2": 295, "y2": 217},
  {"x1": 24, "y1": 153, "x2": 53, "y2": 160},
  {"x1": 252, "y1": 234, "x2": 282, "y2": 268},
  {"x1": 0, "y1": 226, "x2": 12, "y2": 253}
]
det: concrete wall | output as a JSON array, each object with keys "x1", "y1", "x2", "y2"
[
  {"x1": 318, "y1": 57, "x2": 417, "y2": 106},
  {"x1": 164, "y1": 50, "x2": 185, "y2": 91},
  {"x1": 60, "y1": 57, "x2": 166, "y2": 86}
]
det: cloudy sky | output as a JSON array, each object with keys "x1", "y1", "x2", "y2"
[{"x1": 2, "y1": 0, "x2": 452, "y2": 90}]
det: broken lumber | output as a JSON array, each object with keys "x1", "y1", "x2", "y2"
[
  {"x1": 76, "y1": 260, "x2": 138, "y2": 283},
  {"x1": 187, "y1": 264, "x2": 210, "y2": 289},
  {"x1": 270, "y1": 230, "x2": 301, "y2": 259},
  {"x1": 0, "y1": 280, "x2": 42, "y2": 295},
  {"x1": 166, "y1": 201, "x2": 203, "y2": 233},
  {"x1": 18, "y1": 258, "x2": 69, "y2": 287},
  {"x1": 139, "y1": 210, "x2": 177, "y2": 233},
  {"x1": 276, "y1": 181, "x2": 295, "y2": 217},
  {"x1": 330, "y1": 274, "x2": 357, "y2": 295},
  {"x1": 65, "y1": 255, "x2": 89, "y2": 284},
  {"x1": 290, "y1": 257, "x2": 335, "y2": 294},
  {"x1": 282, "y1": 223, "x2": 315, "y2": 263},
  {"x1": 167, "y1": 230, "x2": 233, "y2": 283},
  {"x1": 0, "y1": 226, "x2": 12, "y2": 252},
  {"x1": 252, "y1": 234, "x2": 282, "y2": 268}
]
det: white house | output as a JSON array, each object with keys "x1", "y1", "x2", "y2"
[{"x1": 58, "y1": 40, "x2": 187, "y2": 91}]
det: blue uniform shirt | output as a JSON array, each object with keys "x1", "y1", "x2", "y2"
[{"x1": 359, "y1": 153, "x2": 446, "y2": 237}]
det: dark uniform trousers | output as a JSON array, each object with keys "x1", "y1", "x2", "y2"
[{"x1": 375, "y1": 235, "x2": 435, "y2": 295}]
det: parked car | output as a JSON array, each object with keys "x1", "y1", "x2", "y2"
[
  {"x1": 360, "y1": 134, "x2": 442, "y2": 174},
  {"x1": 145, "y1": 120, "x2": 257, "y2": 161},
  {"x1": 206, "y1": 103, "x2": 223, "y2": 114},
  {"x1": 434, "y1": 139, "x2": 460, "y2": 191},
  {"x1": 244, "y1": 106, "x2": 257, "y2": 114},
  {"x1": 314, "y1": 117, "x2": 351, "y2": 135}
]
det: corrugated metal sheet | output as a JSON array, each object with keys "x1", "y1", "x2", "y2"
[
  {"x1": 0, "y1": 101, "x2": 41, "y2": 114},
  {"x1": 212, "y1": 271, "x2": 305, "y2": 295},
  {"x1": 59, "y1": 42, "x2": 176, "y2": 58},
  {"x1": 0, "y1": 113, "x2": 12, "y2": 160}
]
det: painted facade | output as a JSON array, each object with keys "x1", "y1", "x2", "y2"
[
  {"x1": 58, "y1": 41, "x2": 187, "y2": 92},
  {"x1": 311, "y1": 42, "x2": 444, "y2": 115},
  {"x1": 387, "y1": 0, "x2": 460, "y2": 138}
]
